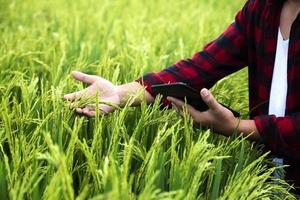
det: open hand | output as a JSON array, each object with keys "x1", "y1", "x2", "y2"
[
  {"x1": 167, "y1": 88, "x2": 239, "y2": 136},
  {"x1": 64, "y1": 71, "x2": 120, "y2": 117}
]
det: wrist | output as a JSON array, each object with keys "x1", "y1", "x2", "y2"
[
  {"x1": 223, "y1": 116, "x2": 240, "y2": 136},
  {"x1": 236, "y1": 119, "x2": 261, "y2": 141},
  {"x1": 116, "y1": 82, "x2": 155, "y2": 107},
  {"x1": 115, "y1": 84, "x2": 132, "y2": 107}
]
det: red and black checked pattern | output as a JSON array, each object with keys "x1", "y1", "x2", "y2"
[{"x1": 136, "y1": 0, "x2": 300, "y2": 192}]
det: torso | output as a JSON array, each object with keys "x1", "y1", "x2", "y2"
[{"x1": 268, "y1": 0, "x2": 300, "y2": 117}]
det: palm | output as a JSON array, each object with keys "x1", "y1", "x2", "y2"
[{"x1": 64, "y1": 71, "x2": 120, "y2": 116}]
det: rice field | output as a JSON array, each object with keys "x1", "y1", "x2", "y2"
[{"x1": 0, "y1": 0, "x2": 296, "y2": 199}]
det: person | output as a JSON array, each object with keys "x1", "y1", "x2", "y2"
[{"x1": 64, "y1": 0, "x2": 300, "y2": 193}]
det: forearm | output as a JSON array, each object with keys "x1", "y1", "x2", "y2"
[{"x1": 116, "y1": 82, "x2": 155, "y2": 107}]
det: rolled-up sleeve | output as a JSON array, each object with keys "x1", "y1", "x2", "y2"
[{"x1": 135, "y1": 1, "x2": 254, "y2": 106}]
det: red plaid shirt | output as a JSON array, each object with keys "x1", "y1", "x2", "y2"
[{"x1": 136, "y1": 0, "x2": 300, "y2": 191}]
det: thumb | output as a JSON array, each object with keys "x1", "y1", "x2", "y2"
[
  {"x1": 71, "y1": 71, "x2": 97, "y2": 84},
  {"x1": 200, "y1": 88, "x2": 220, "y2": 110}
]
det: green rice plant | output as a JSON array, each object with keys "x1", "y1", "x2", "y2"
[{"x1": 0, "y1": 0, "x2": 297, "y2": 199}]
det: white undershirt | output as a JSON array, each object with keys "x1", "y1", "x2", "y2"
[
  {"x1": 269, "y1": 29, "x2": 289, "y2": 177},
  {"x1": 268, "y1": 29, "x2": 289, "y2": 117}
]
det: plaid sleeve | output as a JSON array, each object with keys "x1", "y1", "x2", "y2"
[
  {"x1": 136, "y1": 1, "x2": 254, "y2": 106},
  {"x1": 254, "y1": 115, "x2": 300, "y2": 160}
]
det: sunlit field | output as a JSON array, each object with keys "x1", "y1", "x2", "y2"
[{"x1": 0, "y1": 0, "x2": 296, "y2": 199}]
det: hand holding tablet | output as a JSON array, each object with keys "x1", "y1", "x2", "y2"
[{"x1": 151, "y1": 82, "x2": 240, "y2": 117}]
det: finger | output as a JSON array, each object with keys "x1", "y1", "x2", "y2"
[
  {"x1": 82, "y1": 107, "x2": 96, "y2": 117},
  {"x1": 187, "y1": 105, "x2": 213, "y2": 127},
  {"x1": 85, "y1": 104, "x2": 95, "y2": 110},
  {"x1": 171, "y1": 103, "x2": 184, "y2": 117},
  {"x1": 186, "y1": 104, "x2": 203, "y2": 119},
  {"x1": 167, "y1": 96, "x2": 197, "y2": 113},
  {"x1": 85, "y1": 104, "x2": 114, "y2": 115},
  {"x1": 171, "y1": 100, "x2": 202, "y2": 120},
  {"x1": 168, "y1": 97, "x2": 209, "y2": 124},
  {"x1": 71, "y1": 71, "x2": 97, "y2": 84},
  {"x1": 76, "y1": 108, "x2": 83, "y2": 113},
  {"x1": 171, "y1": 103, "x2": 179, "y2": 112},
  {"x1": 64, "y1": 89, "x2": 87, "y2": 101},
  {"x1": 200, "y1": 88, "x2": 221, "y2": 111},
  {"x1": 84, "y1": 110, "x2": 96, "y2": 117},
  {"x1": 167, "y1": 97, "x2": 185, "y2": 109},
  {"x1": 99, "y1": 104, "x2": 114, "y2": 114}
]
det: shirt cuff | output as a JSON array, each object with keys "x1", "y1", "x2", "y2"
[
  {"x1": 254, "y1": 114, "x2": 277, "y2": 153},
  {"x1": 135, "y1": 74, "x2": 172, "y2": 108}
]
